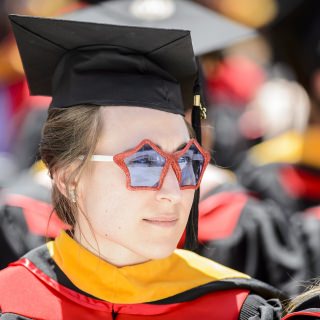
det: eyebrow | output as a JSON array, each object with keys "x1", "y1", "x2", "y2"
[{"x1": 93, "y1": 140, "x2": 190, "y2": 158}]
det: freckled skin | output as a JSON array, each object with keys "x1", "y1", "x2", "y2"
[{"x1": 73, "y1": 107, "x2": 194, "y2": 267}]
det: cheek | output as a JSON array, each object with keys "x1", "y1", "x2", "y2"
[
  {"x1": 180, "y1": 190, "x2": 195, "y2": 230},
  {"x1": 77, "y1": 166, "x2": 125, "y2": 219},
  {"x1": 77, "y1": 165, "x2": 145, "y2": 233},
  {"x1": 182, "y1": 190, "x2": 195, "y2": 213}
]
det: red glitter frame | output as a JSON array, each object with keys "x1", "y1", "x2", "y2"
[{"x1": 110, "y1": 139, "x2": 210, "y2": 191}]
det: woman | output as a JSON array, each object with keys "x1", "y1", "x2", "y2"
[{"x1": 0, "y1": 14, "x2": 282, "y2": 319}]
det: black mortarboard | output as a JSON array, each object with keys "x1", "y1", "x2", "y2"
[
  {"x1": 9, "y1": 14, "x2": 197, "y2": 114},
  {"x1": 62, "y1": 0, "x2": 254, "y2": 56}
]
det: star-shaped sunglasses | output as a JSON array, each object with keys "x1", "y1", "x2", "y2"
[{"x1": 84, "y1": 139, "x2": 210, "y2": 191}]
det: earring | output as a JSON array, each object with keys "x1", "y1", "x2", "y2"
[{"x1": 69, "y1": 190, "x2": 77, "y2": 203}]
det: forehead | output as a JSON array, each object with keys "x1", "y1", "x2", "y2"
[{"x1": 96, "y1": 107, "x2": 190, "y2": 153}]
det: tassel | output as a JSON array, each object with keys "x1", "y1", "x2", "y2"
[{"x1": 184, "y1": 72, "x2": 207, "y2": 251}]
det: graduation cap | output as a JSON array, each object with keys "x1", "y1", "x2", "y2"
[
  {"x1": 62, "y1": 0, "x2": 255, "y2": 56},
  {"x1": 9, "y1": 14, "x2": 198, "y2": 114},
  {"x1": 9, "y1": 12, "x2": 203, "y2": 249}
]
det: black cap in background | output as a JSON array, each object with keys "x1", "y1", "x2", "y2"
[{"x1": 63, "y1": 0, "x2": 255, "y2": 56}]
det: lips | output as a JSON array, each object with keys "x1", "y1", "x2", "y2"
[{"x1": 143, "y1": 216, "x2": 178, "y2": 227}]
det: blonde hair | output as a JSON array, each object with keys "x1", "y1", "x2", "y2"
[{"x1": 286, "y1": 281, "x2": 320, "y2": 314}]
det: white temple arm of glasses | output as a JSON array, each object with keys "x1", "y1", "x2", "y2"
[{"x1": 79, "y1": 155, "x2": 114, "y2": 162}]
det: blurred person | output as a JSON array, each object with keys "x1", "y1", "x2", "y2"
[
  {"x1": 205, "y1": 54, "x2": 266, "y2": 108},
  {"x1": 199, "y1": 0, "x2": 279, "y2": 160},
  {"x1": 197, "y1": 0, "x2": 318, "y2": 172},
  {"x1": 0, "y1": 14, "x2": 283, "y2": 320},
  {"x1": 0, "y1": 0, "x2": 76, "y2": 179},
  {"x1": 235, "y1": 77, "x2": 320, "y2": 285},
  {"x1": 196, "y1": 178, "x2": 309, "y2": 296},
  {"x1": 263, "y1": 0, "x2": 320, "y2": 122},
  {"x1": 236, "y1": 80, "x2": 320, "y2": 215},
  {"x1": 240, "y1": 79, "x2": 310, "y2": 157},
  {"x1": 0, "y1": 161, "x2": 67, "y2": 269},
  {"x1": 201, "y1": 48, "x2": 267, "y2": 169}
]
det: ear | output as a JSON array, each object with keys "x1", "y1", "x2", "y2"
[{"x1": 52, "y1": 166, "x2": 77, "y2": 200}]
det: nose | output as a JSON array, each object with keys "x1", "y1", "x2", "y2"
[{"x1": 156, "y1": 165, "x2": 182, "y2": 204}]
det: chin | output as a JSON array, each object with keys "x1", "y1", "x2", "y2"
[{"x1": 141, "y1": 242, "x2": 178, "y2": 260}]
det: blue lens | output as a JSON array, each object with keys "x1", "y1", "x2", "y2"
[
  {"x1": 179, "y1": 144, "x2": 204, "y2": 186},
  {"x1": 124, "y1": 144, "x2": 166, "y2": 187}
]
